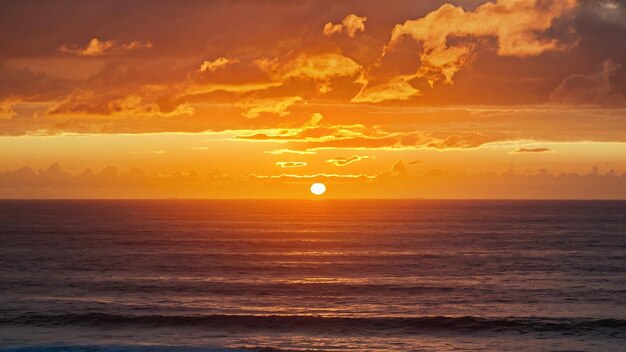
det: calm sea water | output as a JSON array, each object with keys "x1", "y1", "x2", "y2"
[{"x1": 0, "y1": 200, "x2": 625, "y2": 351}]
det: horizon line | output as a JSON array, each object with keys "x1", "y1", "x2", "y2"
[{"x1": 1, "y1": 198, "x2": 625, "y2": 201}]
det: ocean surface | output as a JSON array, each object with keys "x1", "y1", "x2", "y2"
[{"x1": 0, "y1": 200, "x2": 625, "y2": 351}]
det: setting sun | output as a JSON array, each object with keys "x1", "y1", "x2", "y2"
[{"x1": 310, "y1": 183, "x2": 327, "y2": 195}]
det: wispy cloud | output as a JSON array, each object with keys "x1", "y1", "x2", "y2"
[
  {"x1": 326, "y1": 155, "x2": 373, "y2": 166},
  {"x1": 511, "y1": 147, "x2": 555, "y2": 154},
  {"x1": 59, "y1": 38, "x2": 152, "y2": 57},
  {"x1": 275, "y1": 161, "x2": 307, "y2": 168},
  {"x1": 265, "y1": 149, "x2": 316, "y2": 155},
  {"x1": 238, "y1": 96, "x2": 303, "y2": 118},
  {"x1": 198, "y1": 57, "x2": 238, "y2": 72}
]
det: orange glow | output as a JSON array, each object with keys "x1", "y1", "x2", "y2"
[{"x1": 0, "y1": 0, "x2": 625, "y2": 199}]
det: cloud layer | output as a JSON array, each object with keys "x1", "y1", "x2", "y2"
[
  {"x1": 2, "y1": 162, "x2": 624, "y2": 199},
  {"x1": 0, "y1": 0, "x2": 624, "y2": 199}
]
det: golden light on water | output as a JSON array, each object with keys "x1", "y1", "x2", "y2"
[{"x1": 310, "y1": 183, "x2": 326, "y2": 196}]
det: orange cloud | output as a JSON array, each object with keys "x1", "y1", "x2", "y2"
[
  {"x1": 275, "y1": 161, "x2": 307, "y2": 168},
  {"x1": 351, "y1": 75, "x2": 421, "y2": 103},
  {"x1": 59, "y1": 38, "x2": 152, "y2": 57},
  {"x1": 258, "y1": 53, "x2": 361, "y2": 93},
  {"x1": 237, "y1": 96, "x2": 303, "y2": 118},
  {"x1": 385, "y1": 0, "x2": 577, "y2": 87},
  {"x1": 426, "y1": 132, "x2": 495, "y2": 149},
  {"x1": 108, "y1": 94, "x2": 194, "y2": 118},
  {"x1": 46, "y1": 88, "x2": 193, "y2": 119},
  {"x1": 198, "y1": 57, "x2": 238, "y2": 72},
  {"x1": 0, "y1": 99, "x2": 18, "y2": 120},
  {"x1": 235, "y1": 118, "x2": 503, "y2": 151},
  {"x1": 323, "y1": 14, "x2": 367, "y2": 38},
  {"x1": 323, "y1": 23, "x2": 343, "y2": 36},
  {"x1": 265, "y1": 149, "x2": 316, "y2": 155},
  {"x1": 326, "y1": 155, "x2": 373, "y2": 166},
  {"x1": 511, "y1": 147, "x2": 555, "y2": 154},
  {"x1": 250, "y1": 173, "x2": 374, "y2": 180},
  {"x1": 184, "y1": 57, "x2": 281, "y2": 96},
  {"x1": 277, "y1": 53, "x2": 361, "y2": 80},
  {"x1": 186, "y1": 82, "x2": 282, "y2": 96}
]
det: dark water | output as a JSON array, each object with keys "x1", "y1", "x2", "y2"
[{"x1": 0, "y1": 200, "x2": 625, "y2": 351}]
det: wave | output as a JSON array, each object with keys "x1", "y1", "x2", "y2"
[{"x1": 1, "y1": 313, "x2": 624, "y2": 336}]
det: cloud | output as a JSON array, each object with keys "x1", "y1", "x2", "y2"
[
  {"x1": 275, "y1": 161, "x2": 307, "y2": 168},
  {"x1": 46, "y1": 88, "x2": 194, "y2": 119},
  {"x1": 265, "y1": 149, "x2": 316, "y2": 155},
  {"x1": 303, "y1": 112, "x2": 324, "y2": 128},
  {"x1": 236, "y1": 118, "x2": 503, "y2": 151},
  {"x1": 351, "y1": 75, "x2": 421, "y2": 103},
  {"x1": 257, "y1": 53, "x2": 361, "y2": 93},
  {"x1": 323, "y1": 14, "x2": 367, "y2": 38},
  {"x1": 0, "y1": 163, "x2": 232, "y2": 196},
  {"x1": 59, "y1": 38, "x2": 152, "y2": 57},
  {"x1": 326, "y1": 155, "x2": 373, "y2": 166},
  {"x1": 378, "y1": 160, "x2": 409, "y2": 178},
  {"x1": 0, "y1": 62, "x2": 75, "y2": 104},
  {"x1": 185, "y1": 82, "x2": 283, "y2": 96},
  {"x1": 587, "y1": 0, "x2": 625, "y2": 27},
  {"x1": 0, "y1": 99, "x2": 18, "y2": 120},
  {"x1": 198, "y1": 57, "x2": 237, "y2": 72},
  {"x1": 384, "y1": 0, "x2": 577, "y2": 87},
  {"x1": 2, "y1": 162, "x2": 625, "y2": 199},
  {"x1": 235, "y1": 121, "x2": 378, "y2": 143},
  {"x1": 60, "y1": 38, "x2": 113, "y2": 56},
  {"x1": 426, "y1": 132, "x2": 496, "y2": 149},
  {"x1": 1, "y1": 0, "x2": 622, "y2": 139},
  {"x1": 511, "y1": 147, "x2": 555, "y2": 154},
  {"x1": 184, "y1": 57, "x2": 282, "y2": 96},
  {"x1": 323, "y1": 23, "x2": 343, "y2": 36},
  {"x1": 250, "y1": 173, "x2": 374, "y2": 180},
  {"x1": 275, "y1": 53, "x2": 361, "y2": 80},
  {"x1": 550, "y1": 60, "x2": 623, "y2": 104},
  {"x1": 237, "y1": 96, "x2": 303, "y2": 118}
]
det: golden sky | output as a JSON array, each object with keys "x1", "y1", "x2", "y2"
[{"x1": 1, "y1": 0, "x2": 625, "y2": 198}]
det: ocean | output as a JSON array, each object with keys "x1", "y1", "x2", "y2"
[{"x1": 0, "y1": 200, "x2": 625, "y2": 351}]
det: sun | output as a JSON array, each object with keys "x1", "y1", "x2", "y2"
[{"x1": 310, "y1": 183, "x2": 326, "y2": 195}]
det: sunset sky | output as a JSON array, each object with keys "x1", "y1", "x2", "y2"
[{"x1": 1, "y1": 0, "x2": 625, "y2": 198}]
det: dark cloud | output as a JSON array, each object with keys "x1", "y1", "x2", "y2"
[
  {"x1": 0, "y1": 63, "x2": 73, "y2": 101},
  {"x1": 550, "y1": 60, "x2": 624, "y2": 104}
]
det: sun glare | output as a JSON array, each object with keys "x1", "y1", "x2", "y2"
[{"x1": 310, "y1": 183, "x2": 326, "y2": 195}]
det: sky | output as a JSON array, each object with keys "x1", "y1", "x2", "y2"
[{"x1": 0, "y1": 0, "x2": 625, "y2": 198}]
